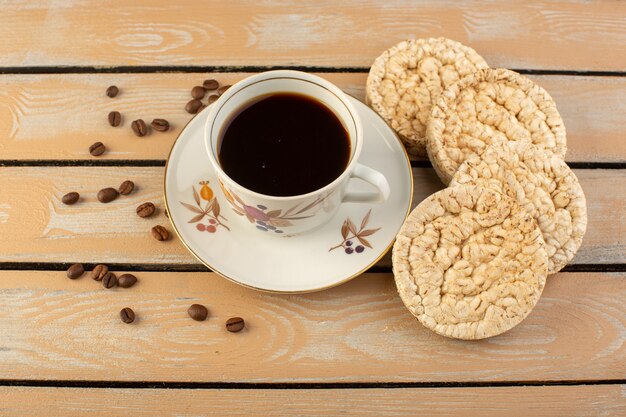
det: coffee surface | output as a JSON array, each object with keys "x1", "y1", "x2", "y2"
[{"x1": 218, "y1": 93, "x2": 350, "y2": 196}]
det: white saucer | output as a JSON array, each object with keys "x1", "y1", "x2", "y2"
[{"x1": 164, "y1": 96, "x2": 413, "y2": 293}]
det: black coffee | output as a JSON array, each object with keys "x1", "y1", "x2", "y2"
[{"x1": 218, "y1": 93, "x2": 351, "y2": 197}]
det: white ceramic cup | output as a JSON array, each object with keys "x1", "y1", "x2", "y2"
[{"x1": 205, "y1": 70, "x2": 390, "y2": 236}]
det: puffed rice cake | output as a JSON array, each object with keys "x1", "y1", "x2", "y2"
[
  {"x1": 427, "y1": 68, "x2": 567, "y2": 184},
  {"x1": 392, "y1": 185, "x2": 548, "y2": 340},
  {"x1": 451, "y1": 142, "x2": 587, "y2": 274},
  {"x1": 366, "y1": 38, "x2": 488, "y2": 157}
]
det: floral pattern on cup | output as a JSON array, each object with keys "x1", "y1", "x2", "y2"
[
  {"x1": 180, "y1": 181, "x2": 230, "y2": 233},
  {"x1": 219, "y1": 180, "x2": 331, "y2": 234},
  {"x1": 329, "y1": 209, "x2": 380, "y2": 254}
]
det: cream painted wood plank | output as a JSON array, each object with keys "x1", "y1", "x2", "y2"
[
  {"x1": 0, "y1": 271, "x2": 624, "y2": 382},
  {"x1": 1, "y1": 1, "x2": 625, "y2": 70},
  {"x1": 0, "y1": 73, "x2": 624, "y2": 162},
  {"x1": 0, "y1": 385, "x2": 623, "y2": 417},
  {"x1": 0, "y1": 167, "x2": 621, "y2": 265}
]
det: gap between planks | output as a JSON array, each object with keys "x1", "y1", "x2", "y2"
[
  {"x1": 0, "y1": 379, "x2": 624, "y2": 389},
  {"x1": 1, "y1": 65, "x2": 626, "y2": 77},
  {"x1": 0, "y1": 263, "x2": 624, "y2": 273},
  {"x1": 1, "y1": 160, "x2": 626, "y2": 169}
]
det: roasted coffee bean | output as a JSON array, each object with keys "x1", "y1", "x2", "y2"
[
  {"x1": 226, "y1": 317, "x2": 245, "y2": 332},
  {"x1": 136, "y1": 202, "x2": 156, "y2": 218},
  {"x1": 120, "y1": 307, "x2": 135, "y2": 324},
  {"x1": 151, "y1": 118, "x2": 170, "y2": 132},
  {"x1": 187, "y1": 304, "x2": 209, "y2": 321},
  {"x1": 203, "y1": 79, "x2": 219, "y2": 90},
  {"x1": 102, "y1": 272, "x2": 118, "y2": 289},
  {"x1": 97, "y1": 187, "x2": 119, "y2": 203},
  {"x1": 66, "y1": 263, "x2": 85, "y2": 279},
  {"x1": 191, "y1": 86, "x2": 206, "y2": 99},
  {"x1": 131, "y1": 119, "x2": 148, "y2": 137},
  {"x1": 185, "y1": 99, "x2": 203, "y2": 114},
  {"x1": 208, "y1": 94, "x2": 219, "y2": 104},
  {"x1": 89, "y1": 141, "x2": 106, "y2": 156},
  {"x1": 118, "y1": 273, "x2": 138, "y2": 288},
  {"x1": 108, "y1": 111, "x2": 121, "y2": 127},
  {"x1": 217, "y1": 85, "x2": 231, "y2": 96},
  {"x1": 118, "y1": 180, "x2": 135, "y2": 195},
  {"x1": 62, "y1": 192, "x2": 80, "y2": 205},
  {"x1": 106, "y1": 85, "x2": 119, "y2": 98},
  {"x1": 91, "y1": 264, "x2": 109, "y2": 281},
  {"x1": 151, "y1": 225, "x2": 169, "y2": 241},
  {"x1": 198, "y1": 104, "x2": 207, "y2": 112}
]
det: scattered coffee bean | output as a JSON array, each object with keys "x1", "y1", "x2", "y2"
[
  {"x1": 91, "y1": 264, "x2": 109, "y2": 281},
  {"x1": 164, "y1": 209, "x2": 169, "y2": 218},
  {"x1": 89, "y1": 141, "x2": 106, "y2": 156},
  {"x1": 203, "y1": 79, "x2": 219, "y2": 90},
  {"x1": 185, "y1": 99, "x2": 203, "y2": 114},
  {"x1": 151, "y1": 118, "x2": 170, "y2": 132},
  {"x1": 118, "y1": 180, "x2": 135, "y2": 195},
  {"x1": 217, "y1": 85, "x2": 231, "y2": 96},
  {"x1": 106, "y1": 85, "x2": 119, "y2": 98},
  {"x1": 131, "y1": 119, "x2": 148, "y2": 137},
  {"x1": 62, "y1": 192, "x2": 80, "y2": 205},
  {"x1": 208, "y1": 94, "x2": 219, "y2": 104},
  {"x1": 191, "y1": 86, "x2": 206, "y2": 99},
  {"x1": 120, "y1": 307, "x2": 135, "y2": 324},
  {"x1": 108, "y1": 111, "x2": 121, "y2": 127},
  {"x1": 118, "y1": 273, "x2": 138, "y2": 288},
  {"x1": 187, "y1": 304, "x2": 209, "y2": 321},
  {"x1": 102, "y1": 272, "x2": 118, "y2": 289},
  {"x1": 198, "y1": 104, "x2": 207, "y2": 112},
  {"x1": 66, "y1": 263, "x2": 85, "y2": 279},
  {"x1": 97, "y1": 187, "x2": 119, "y2": 203},
  {"x1": 151, "y1": 225, "x2": 169, "y2": 241},
  {"x1": 226, "y1": 317, "x2": 245, "y2": 332},
  {"x1": 136, "y1": 202, "x2": 156, "y2": 218}
]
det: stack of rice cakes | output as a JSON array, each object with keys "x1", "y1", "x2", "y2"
[{"x1": 367, "y1": 38, "x2": 587, "y2": 340}]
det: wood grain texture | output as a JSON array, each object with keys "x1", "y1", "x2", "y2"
[
  {"x1": 0, "y1": 167, "x2": 621, "y2": 265},
  {"x1": 0, "y1": 73, "x2": 624, "y2": 162},
  {"x1": 0, "y1": 271, "x2": 623, "y2": 382},
  {"x1": 0, "y1": 1, "x2": 625, "y2": 70},
  {"x1": 0, "y1": 385, "x2": 624, "y2": 417}
]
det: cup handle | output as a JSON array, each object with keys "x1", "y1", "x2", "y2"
[{"x1": 342, "y1": 163, "x2": 391, "y2": 203}]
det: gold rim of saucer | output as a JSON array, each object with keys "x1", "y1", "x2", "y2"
[{"x1": 163, "y1": 93, "x2": 414, "y2": 294}]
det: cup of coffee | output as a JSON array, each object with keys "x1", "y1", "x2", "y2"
[{"x1": 205, "y1": 70, "x2": 390, "y2": 236}]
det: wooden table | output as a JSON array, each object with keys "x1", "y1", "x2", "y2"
[{"x1": 0, "y1": 1, "x2": 624, "y2": 415}]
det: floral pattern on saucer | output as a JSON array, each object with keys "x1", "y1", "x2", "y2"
[
  {"x1": 329, "y1": 209, "x2": 380, "y2": 254},
  {"x1": 219, "y1": 180, "x2": 332, "y2": 234},
  {"x1": 180, "y1": 181, "x2": 230, "y2": 233}
]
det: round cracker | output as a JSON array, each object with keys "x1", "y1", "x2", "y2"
[
  {"x1": 512, "y1": 141, "x2": 586, "y2": 271},
  {"x1": 451, "y1": 143, "x2": 587, "y2": 273},
  {"x1": 392, "y1": 185, "x2": 548, "y2": 340},
  {"x1": 427, "y1": 68, "x2": 567, "y2": 184},
  {"x1": 366, "y1": 38, "x2": 488, "y2": 157}
]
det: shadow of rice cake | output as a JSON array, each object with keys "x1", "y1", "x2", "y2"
[
  {"x1": 392, "y1": 185, "x2": 548, "y2": 340},
  {"x1": 427, "y1": 68, "x2": 567, "y2": 184},
  {"x1": 366, "y1": 37, "x2": 488, "y2": 157},
  {"x1": 451, "y1": 142, "x2": 587, "y2": 274}
]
